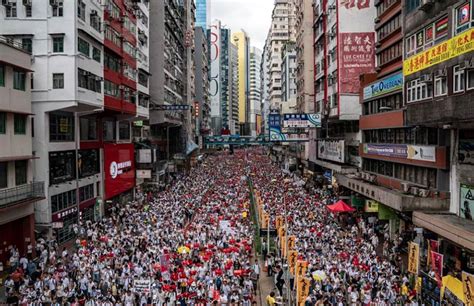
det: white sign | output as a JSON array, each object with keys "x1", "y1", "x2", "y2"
[
  {"x1": 110, "y1": 160, "x2": 132, "y2": 179},
  {"x1": 52, "y1": 222, "x2": 63, "y2": 229},
  {"x1": 318, "y1": 140, "x2": 345, "y2": 163},
  {"x1": 133, "y1": 279, "x2": 151, "y2": 293},
  {"x1": 136, "y1": 169, "x2": 152, "y2": 179},
  {"x1": 407, "y1": 145, "x2": 436, "y2": 162},
  {"x1": 138, "y1": 149, "x2": 152, "y2": 163}
]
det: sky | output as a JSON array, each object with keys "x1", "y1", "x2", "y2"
[{"x1": 209, "y1": 0, "x2": 274, "y2": 50}]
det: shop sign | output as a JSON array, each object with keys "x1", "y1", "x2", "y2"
[
  {"x1": 363, "y1": 72, "x2": 403, "y2": 100},
  {"x1": 462, "y1": 271, "x2": 474, "y2": 305},
  {"x1": 52, "y1": 207, "x2": 78, "y2": 222},
  {"x1": 404, "y1": 28, "x2": 474, "y2": 76},
  {"x1": 408, "y1": 242, "x2": 420, "y2": 275},
  {"x1": 459, "y1": 139, "x2": 474, "y2": 165},
  {"x1": 52, "y1": 222, "x2": 63, "y2": 229},
  {"x1": 136, "y1": 169, "x2": 152, "y2": 179},
  {"x1": 318, "y1": 140, "x2": 345, "y2": 163},
  {"x1": 283, "y1": 113, "x2": 322, "y2": 128},
  {"x1": 460, "y1": 184, "x2": 474, "y2": 221},
  {"x1": 364, "y1": 200, "x2": 379, "y2": 213},
  {"x1": 137, "y1": 149, "x2": 152, "y2": 163},
  {"x1": 104, "y1": 143, "x2": 135, "y2": 200},
  {"x1": 363, "y1": 144, "x2": 436, "y2": 162}
]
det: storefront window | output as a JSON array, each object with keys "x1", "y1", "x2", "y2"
[
  {"x1": 49, "y1": 151, "x2": 76, "y2": 185},
  {"x1": 78, "y1": 150, "x2": 99, "y2": 178}
]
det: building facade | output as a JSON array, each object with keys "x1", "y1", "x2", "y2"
[
  {"x1": 195, "y1": 0, "x2": 209, "y2": 30},
  {"x1": 232, "y1": 31, "x2": 251, "y2": 135},
  {"x1": 194, "y1": 26, "x2": 211, "y2": 143},
  {"x1": 281, "y1": 42, "x2": 297, "y2": 102},
  {"x1": 249, "y1": 46, "x2": 262, "y2": 136},
  {"x1": 0, "y1": 37, "x2": 44, "y2": 264}
]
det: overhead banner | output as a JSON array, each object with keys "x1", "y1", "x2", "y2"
[
  {"x1": 318, "y1": 140, "x2": 345, "y2": 163},
  {"x1": 269, "y1": 129, "x2": 309, "y2": 142},
  {"x1": 408, "y1": 242, "x2": 420, "y2": 275},
  {"x1": 460, "y1": 184, "x2": 474, "y2": 221},
  {"x1": 363, "y1": 72, "x2": 403, "y2": 100},
  {"x1": 283, "y1": 113, "x2": 322, "y2": 128},
  {"x1": 363, "y1": 144, "x2": 436, "y2": 162},
  {"x1": 404, "y1": 28, "x2": 474, "y2": 76},
  {"x1": 431, "y1": 251, "x2": 443, "y2": 288}
]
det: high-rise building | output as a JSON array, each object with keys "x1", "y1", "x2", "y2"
[
  {"x1": 281, "y1": 42, "x2": 297, "y2": 102},
  {"x1": 0, "y1": 0, "x2": 148, "y2": 244},
  {"x1": 195, "y1": 0, "x2": 210, "y2": 29},
  {"x1": 194, "y1": 26, "x2": 211, "y2": 143},
  {"x1": 0, "y1": 37, "x2": 44, "y2": 263},
  {"x1": 249, "y1": 47, "x2": 262, "y2": 136},
  {"x1": 232, "y1": 31, "x2": 251, "y2": 135},
  {"x1": 229, "y1": 42, "x2": 240, "y2": 134}
]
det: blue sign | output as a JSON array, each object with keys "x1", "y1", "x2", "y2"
[
  {"x1": 268, "y1": 114, "x2": 281, "y2": 130},
  {"x1": 323, "y1": 170, "x2": 332, "y2": 181},
  {"x1": 363, "y1": 72, "x2": 403, "y2": 100}
]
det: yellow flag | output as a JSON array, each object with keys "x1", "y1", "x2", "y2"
[
  {"x1": 275, "y1": 215, "x2": 283, "y2": 229},
  {"x1": 261, "y1": 213, "x2": 270, "y2": 229},
  {"x1": 463, "y1": 271, "x2": 474, "y2": 306},
  {"x1": 288, "y1": 250, "x2": 298, "y2": 275},
  {"x1": 296, "y1": 260, "x2": 308, "y2": 277},
  {"x1": 287, "y1": 235, "x2": 296, "y2": 250},
  {"x1": 297, "y1": 276, "x2": 311, "y2": 305},
  {"x1": 408, "y1": 242, "x2": 420, "y2": 274}
]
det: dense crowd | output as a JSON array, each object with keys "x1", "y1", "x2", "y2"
[{"x1": 3, "y1": 151, "x2": 258, "y2": 305}]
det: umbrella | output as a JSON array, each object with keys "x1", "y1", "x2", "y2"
[
  {"x1": 326, "y1": 200, "x2": 355, "y2": 213},
  {"x1": 312, "y1": 270, "x2": 327, "y2": 281},
  {"x1": 177, "y1": 246, "x2": 191, "y2": 254}
]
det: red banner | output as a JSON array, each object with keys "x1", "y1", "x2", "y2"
[
  {"x1": 104, "y1": 143, "x2": 135, "y2": 200},
  {"x1": 430, "y1": 251, "x2": 443, "y2": 288},
  {"x1": 339, "y1": 32, "x2": 375, "y2": 93}
]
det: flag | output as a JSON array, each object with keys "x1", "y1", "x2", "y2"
[
  {"x1": 462, "y1": 271, "x2": 474, "y2": 306},
  {"x1": 430, "y1": 251, "x2": 443, "y2": 288},
  {"x1": 408, "y1": 242, "x2": 420, "y2": 274}
]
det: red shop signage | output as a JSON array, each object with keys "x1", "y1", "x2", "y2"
[{"x1": 104, "y1": 143, "x2": 135, "y2": 200}]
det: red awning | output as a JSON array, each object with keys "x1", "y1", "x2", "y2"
[{"x1": 327, "y1": 200, "x2": 356, "y2": 213}]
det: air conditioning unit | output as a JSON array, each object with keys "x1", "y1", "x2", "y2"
[
  {"x1": 419, "y1": 189, "x2": 430, "y2": 198},
  {"x1": 435, "y1": 68, "x2": 447, "y2": 77},
  {"x1": 374, "y1": 17, "x2": 380, "y2": 24},
  {"x1": 419, "y1": 0, "x2": 434, "y2": 11},
  {"x1": 401, "y1": 182, "x2": 412, "y2": 193},
  {"x1": 420, "y1": 74, "x2": 432, "y2": 83},
  {"x1": 355, "y1": 172, "x2": 362, "y2": 178},
  {"x1": 465, "y1": 59, "x2": 474, "y2": 69},
  {"x1": 49, "y1": 0, "x2": 59, "y2": 6},
  {"x1": 410, "y1": 186, "x2": 420, "y2": 196},
  {"x1": 23, "y1": 0, "x2": 32, "y2": 6}
]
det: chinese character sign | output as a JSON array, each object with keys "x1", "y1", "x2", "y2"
[
  {"x1": 408, "y1": 242, "x2": 420, "y2": 275},
  {"x1": 339, "y1": 32, "x2": 375, "y2": 93}
]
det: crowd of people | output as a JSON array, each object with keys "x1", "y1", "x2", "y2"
[
  {"x1": 2, "y1": 148, "x2": 418, "y2": 305},
  {"x1": 3, "y1": 151, "x2": 259, "y2": 305}
]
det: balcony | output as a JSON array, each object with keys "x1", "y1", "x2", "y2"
[{"x1": 0, "y1": 182, "x2": 45, "y2": 210}]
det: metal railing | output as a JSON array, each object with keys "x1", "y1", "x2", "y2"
[{"x1": 0, "y1": 182, "x2": 45, "y2": 209}]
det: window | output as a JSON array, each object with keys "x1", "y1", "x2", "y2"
[
  {"x1": 25, "y1": 4, "x2": 32, "y2": 17},
  {"x1": 0, "y1": 112, "x2": 5, "y2": 134},
  {"x1": 104, "y1": 52, "x2": 120, "y2": 72},
  {"x1": 0, "y1": 162, "x2": 7, "y2": 188},
  {"x1": 123, "y1": 88, "x2": 136, "y2": 104},
  {"x1": 103, "y1": 119, "x2": 116, "y2": 141},
  {"x1": 53, "y1": 36, "x2": 64, "y2": 53},
  {"x1": 53, "y1": 73, "x2": 64, "y2": 89},
  {"x1": 454, "y1": 65, "x2": 465, "y2": 93},
  {"x1": 119, "y1": 121, "x2": 130, "y2": 140},
  {"x1": 406, "y1": 0, "x2": 420, "y2": 13},
  {"x1": 80, "y1": 117, "x2": 97, "y2": 140},
  {"x1": 79, "y1": 184, "x2": 94, "y2": 202},
  {"x1": 51, "y1": 190, "x2": 77, "y2": 213},
  {"x1": 6, "y1": 3, "x2": 17, "y2": 18},
  {"x1": 78, "y1": 68, "x2": 101, "y2": 93},
  {"x1": 90, "y1": 13, "x2": 101, "y2": 32},
  {"x1": 52, "y1": 2, "x2": 63, "y2": 17},
  {"x1": 434, "y1": 76, "x2": 447, "y2": 96},
  {"x1": 22, "y1": 38, "x2": 32, "y2": 53},
  {"x1": 14, "y1": 114, "x2": 26, "y2": 134},
  {"x1": 138, "y1": 72, "x2": 148, "y2": 87},
  {"x1": 78, "y1": 150, "x2": 99, "y2": 178},
  {"x1": 104, "y1": 80, "x2": 120, "y2": 98},
  {"x1": 13, "y1": 70, "x2": 26, "y2": 91},
  {"x1": 49, "y1": 151, "x2": 76, "y2": 185},
  {"x1": 105, "y1": 26, "x2": 121, "y2": 47},
  {"x1": 0, "y1": 66, "x2": 4, "y2": 87},
  {"x1": 15, "y1": 160, "x2": 27, "y2": 186},
  {"x1": 468, "y1": 70, "x2": 474, "y2": 90},
  {"x1": 106, "y1": 0, "x2": 120, "y2": 19},
  {"x1": 407, "y1": 78, "x2": 432, "y2": 103},
  {"x1": 92, "y1": 47, "x2": 101, "y2": 62},
  {"x1": 49, "y1": 111, "x2": 74, "y2": 141},
  {"x1": 78, "y1": 37, "x2": 90, "y2": 57},
  {"x1": 78, "y1": 0, "x2": 86, "y2": 21}
]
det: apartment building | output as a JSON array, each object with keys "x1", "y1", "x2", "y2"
[
  {"x1": 249, "y1": 46, "x2": 262, "y2": 136},
  {"x1": 232, "y1": 31, "x2": 251, "y2": 135},
  {"x1": 0, "y1": 37, "x2": 44, "y2": 264},
  {"x1": 194, "y1": 26, "x2": 211, "y2": 144}
]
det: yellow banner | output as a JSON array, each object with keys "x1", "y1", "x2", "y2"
[
  {"x1": 403, "y1": 28, "x2": 474, "y2": 76},
  {"x1": 408, "y1": 242, "x2": 420, "y2": 274},
  {"x1": 296, "y1": 260, "x2": 308, "y2": 277},
  {"x1": 297, "y1": 276, "x2": 311, "y2": 305},
  {"x1": 287, "y1": 235, "x2": 296, "y2": 251},
  {"x1": 278, "y1": 226, "x2": 286, "y2": 239},
  {"x1": 280, "y1": 235, "x2": 286, "y2": 258},
  {"x1": 288, "y1": 250, "x2": 298, "y2": 275},
  {"x1": 261, "y1": 212, "x2": 269, "y2": 229},
  {"x1": 275, "y1": 215, "x2": 284, "y2": 230},
  {"x1": 463, "y1": 271, "x2": 474, "y2": 306}
]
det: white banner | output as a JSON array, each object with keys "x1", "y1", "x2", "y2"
[
  {"x1": 318, "y1": 140, "x2": 345, "y2": 163},
  {"x1": 138, "y1": 149, "x2": 152, "y2": 163},
  {"x1": 134, "y1": 279, "x2": 151, "y2": 293}
]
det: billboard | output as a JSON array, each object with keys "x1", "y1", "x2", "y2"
[
  {"x1": 209, "y1": 21, "x2": 221, "y2": 117},
  {"x1": 104, "y1": 143, "x2": 135, "y2": 200},
  {"x1": 363, "y1": 72, "x2": 403, "y2": 100},
  {"x1": 283, "y1": 113, "x2": 322, "y2": 128},
  {"x1": 363, "y1": 144, "x2": 436, "y2": 162},
  {"x1": 460, "y1": 184, "x2": 474, "y2": 221},
  {"x1": 318, "y1": 140, "x2": 345, "y2": 163},
  {"x1": 339, "y1": 32, "x2": 376, "y2": 93}
]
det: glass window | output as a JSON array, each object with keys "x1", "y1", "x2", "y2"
[
  {"x1": 15, "y1": 160, "x2": 27, "y2": 186},
  {"x1": 6, "y1": 3, "x2": 17, "y2": 17},
  {"x1": 119, "y1": 121, "x2": 130, "y2": 140},
  {"x1": 455, "y1": 3, "x2": 471, "y2": 34},
  {"x1": 0, "y1": 162, "x2": 7, "y2": 188},
  {"x1": 78, "y1": 150, "x2": 99, "y2": 178},
  {"x1": 49, "y1": 111, "x2": 74, "y2": 141},
  {"x1": 26, "y1": 4, "x2": 32, "y2": 17},
  {"x1": 80, "y1": 117, "x2": 97, "y2": 140},
  {"x1": 0, "y1": 112, "x2": 5, "y2": 134},
  {"x1": 90, "y1": 13, "x2": 101, "y2": 32},
  {"x1": 104, "y1": 80, "x2": 120, "y2": 98},
  {"x1": 78, "y1": 0, "x2": 86, "y2": 21},
  {"x1": 434, "y1": 76, "x2": 447, "y2": 96},
  {"x1": 79, "y1": 184, "x2": 94, "y2": 202},
  {"x1": 49, "y1": 151, "x2": 76, "y2": 185},
  {"x1": 92, "y1": 47, "x2": 101, "y2": 62},
  {"x1": 0, "y1": 66, "x2": 4, "y2": 87},
  {"x1": 78, "y1": 68, "x2": 101, "y2": 93},
  {"x1": 51, "y1": 190, "x2": 77, "y2": 213},
  {"x1": 53, "y1": 36, "x2": 64, "y2": 53},
  {"x1": 53, "y1": 73, "x2": 64, "y2": 89},
  {"x1": 103, "y1": 120, "x2": 116, "y2": 141},
  {"x1": 467, "y1": 70, "x2": 474, "y2": 90},
  {"x1": 22, "y1": 38, "x2": 32, "y2": 53},
  {"x1": 454, "y1": 65, "x2": 465, "y2": 93},
  {"x1": 78, "y1": 37, "x2": 90, "y2": 57},
  {"x1": 14, "y1": 114, "x2": 26, "y2": 134},
  {"x1": 52, "y1": 2, "x2": 63, "y2": 17},
  {"x1": 13, "y1": 70, "x2": 26, "y2": 91}
]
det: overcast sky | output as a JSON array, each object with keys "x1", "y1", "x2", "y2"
[{"x1": 210, "y1": 0, "x2": 274, "y2": 50}]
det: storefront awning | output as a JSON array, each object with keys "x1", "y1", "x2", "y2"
[{"x1": 413, "y1": 211, "x2": 474, "y2": 251}]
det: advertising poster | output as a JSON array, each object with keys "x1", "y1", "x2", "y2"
[
  {"x1": 460, "y1": 184, "x2": 474, "y2": 221},
  {"x1": 427, "y1": 239, "x2": 439, "y2": 265},
  {"x1": 318, "y1": 140, "x2": 345, "y2": 163},
  {"x1": 363, "y1": 144, "x2": 436, "y2": 162},
  {"x1": 408, "y1": 242, "x2": 420, "y2": 275},
  {"x1": 339, "y1": 32, "x2": 376, "y2": 93},
  {"x1": 283, "y1": 113, "x2": 322, "y2": 128},
  {"x1": 462, "y1": 271, "x2": 474, "y2": 305},
  {"x1": 365, "y1": 200, "x2": 379, "y2": 213},
  {"x1": 363, "y1": 72, "x2": 403, "y2": 100},
  {"x1": 104, "y1": 143, "x2": 135, "y2": 200},
  {"x1": 459, "y1": 139, "x2": 474, "y2": 165},
  {"x1": 431, "y1": 251, "x2": 444, "y2": 287}
]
